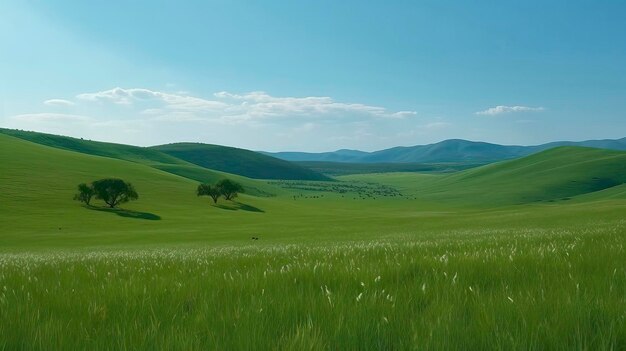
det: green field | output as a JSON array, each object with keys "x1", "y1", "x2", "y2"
[
  {"x1": 1, "y1": 132, "x2": 625, "y2": 350},
  {"x1": 293, "y1": 160, "x2": 485, "y2": 176}
]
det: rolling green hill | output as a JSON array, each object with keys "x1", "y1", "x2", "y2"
[
  {"x1": 0, "y1": 128, "x2": 241, "y2": 188},
  {"x1": 342, "y1": 146, "x2": 626, "y2": 205},
  {"x1": 151, "y1": 143, "x2": 331, "y2": 181},
  {"x1": 0, "y1": 128, "x2": 328, "y2": 183},
  {"x1": 0, "y1": 128, "x2": 184, "y2": 165}
]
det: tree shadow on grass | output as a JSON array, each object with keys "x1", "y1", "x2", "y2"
[
  {"x1": 213, "y1": 201, "x2": 264, "y2": 213},
  {"x1": 87, "y1": 206, "x2": 162, "y2": 220}
]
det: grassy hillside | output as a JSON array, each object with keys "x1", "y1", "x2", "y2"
[
  {"x1": 343, "y1": 146, "x2": 626, "y2": 205},
  {"x1": 0, "y1": 128, "x2": 255, "y2": 191},
  {"x1": 540, "y1": 137, "x2": 626, "y2": 151},
  {"x1": 152, "y1": 143, "x2": 331, "y2": 181},
  {"x1": 0, "y1": 128, "x2": 184, "y2": 165},
  {"x1": 0, "y1": 128, "x2": 328, "y2": 182},
  {"x1": 0, "y1": 133, "x2": 290, "y2": 248}
]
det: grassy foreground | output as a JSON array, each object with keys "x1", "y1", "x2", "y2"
[{"x1": 1, "y1": 222, "x2": 624, "y2": 350}]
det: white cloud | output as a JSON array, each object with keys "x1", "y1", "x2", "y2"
[
  {"x1": 76, "y1": 87, "x2": 227, "y2": 110},
  {"x1": 214, "y1": 90, "x2": 416, "y2": 119},
  {"x1": 475, "y1": 105, "x2": 544, "y2": 116},
  {"x1": 389, "y1": 111, "x2": 418, "y2": 119},
  {"x1": 75, "y1": 87, "x2": 416, "y2": 121},
  {"x1": 43, "y1": 99, "x2": 75, "y2": 107}
]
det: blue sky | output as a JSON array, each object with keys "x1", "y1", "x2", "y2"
[{"x1": 1, "y1": 1, "x2": 625, "y2": 151}]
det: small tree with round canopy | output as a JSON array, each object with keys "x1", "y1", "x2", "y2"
[
  {"x1": 73, "y1": 183, "x2": 95, "y2": 206},
  {"x1": 197, "y1": 183, "x2": 222, "y2": 203},
  {"x1": 217, "y1": 179, "x2": 244, "y2": 201},
  {"x1": 92, "y1": 178, "x2": 138, "y2": 208}
]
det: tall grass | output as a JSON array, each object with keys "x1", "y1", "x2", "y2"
[{"x1": 1, "y1": 224, "x2": 624, "y2": 350}]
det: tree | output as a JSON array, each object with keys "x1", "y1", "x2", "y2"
[
  {"x1": 197, "y1": 183, "x2": 222, "y2": 203},
  {"x1": 92, "y1": 178, "x2": 138, "y2": 208},
  {"x1": 73, "y1": 183, "x2": 95, "y2": 206},
  {"x1": 217, "y1": 179, "x2": 244, "y2": 201}
]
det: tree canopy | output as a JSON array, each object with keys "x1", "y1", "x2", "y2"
[
  {"x1": 73, "y1": 183, "x2": 95, "y2": 206},
  {"x1": 197, "y1": 183, "x2": 222, "y2": 203},
  {"x1": 91, "y1": 178, "x2": 138, "y2": 208},
  {"x1": 216, "y1": 179, "x2": 244, "y2": 200},
  {"x1": 197, "y1": 179, "x2": 244, "y2": 204}
]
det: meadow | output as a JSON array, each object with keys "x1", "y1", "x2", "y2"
[{"x1": 1, "y1": 132, "x2": 625, "y2": 349}]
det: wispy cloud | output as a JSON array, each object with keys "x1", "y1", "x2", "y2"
[
  {"x1": 213, "y1": 91, "x2": 416, "y2": 119},
  {"x1": 75, "y1": 87, "x2": 416, "y2": 121},
  {"x1": 76, "y1": 87, "x2": 227, "y2": 110},
  {"x1": 475, "y1": 105, "x2": 544, "y2": 116},
  {"x1": 43, "y1": 99, "x2": 75, "y2": 107}
]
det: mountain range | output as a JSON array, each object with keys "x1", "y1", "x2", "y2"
[{"x1": 263, "y1": 138, "x2": 626, "y2": 163}]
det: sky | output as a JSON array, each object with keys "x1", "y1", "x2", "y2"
[{"x1": 1, "y1": 1, "x2": 625, "y2": 152}]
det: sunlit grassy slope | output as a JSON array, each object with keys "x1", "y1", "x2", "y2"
[
  {"x1": 0, "y1": 128, "x2": 185, "y2": 165},
  {"x1": 0, "y1": 133, "x2": 289, "y2": 248},
  {"x1": 343, "y1": 146, "x2": 626, "y2": 205},
  {"x1": 0, "y1": 128, "x2": 328, "y2": 182},
  {"x1": 0, "y1": 128, "x2": 265, "y2": 191}
]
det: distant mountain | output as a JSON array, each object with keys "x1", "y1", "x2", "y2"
[
  {"x1": 362, "y1": 139, "x2": 531, "y2": 163},
  {"x1": 151, "y1": 143, "x2": 331, "y2": 181},
  {"x1": 265, "y1": 137, "x2": 626, "y2": 163}
]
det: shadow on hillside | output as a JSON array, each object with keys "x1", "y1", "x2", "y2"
[
  {"x1": 213, "y1": 202, "x2": 264, "y2": 213},
  {"x1": 88, "y1": 206, "x2": 162, "y2": 220}
]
